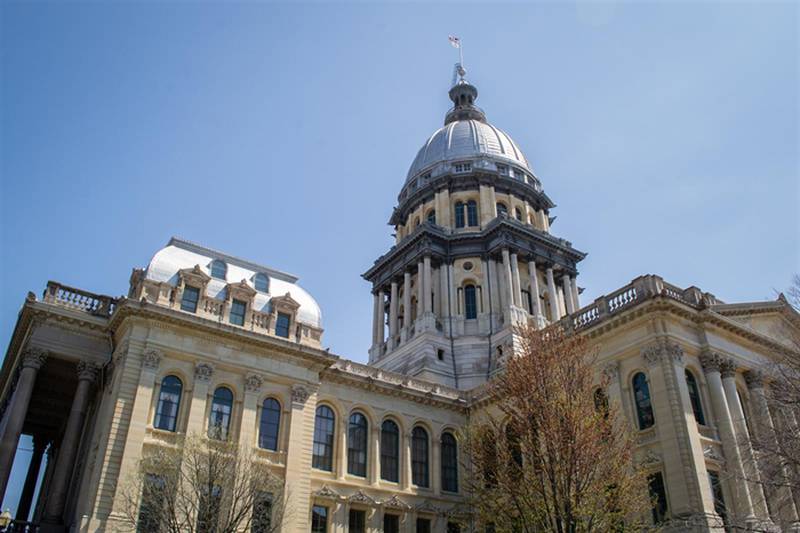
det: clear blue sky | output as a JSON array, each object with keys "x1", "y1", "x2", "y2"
[{"x1": 0, "y1": 0, "x2": 797, "y2": 513}]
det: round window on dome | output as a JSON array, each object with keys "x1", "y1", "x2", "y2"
[{"x1": 463, "y1": 261, "x2": 474, "y2": 271}]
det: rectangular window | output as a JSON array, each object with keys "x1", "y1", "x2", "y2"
[
  {"x1": 648, "y1": 472, "x2": 668, "y2": 524},
  {"x1": 311, "y1": 505, "x2": 328, "y2": 533},
  {"x1": 708, "y1": 471, "x2": 728, "y2": 524},
  {"x1": 454, "y1": 162, "x2": 471, "y2": 173},
  {"x1": 416, "y1": 518, "x2": 432, "y2": 533},
  {"x1": 496, "y1": 164, "x2": 508, "y2": 174},
  {"x1": 348, "y1": 509, "x2": 366, "y2": 533},
  {"x1": 383, "y1": 514, "x2": 400, "y2": 533},
  {"x1": 230, "y1": 299, "x2": 246, "y2": 326},
  {"x1": 181, "y1": 286, "x2": 200, "y2": 313},
  {"x1": 251, "y1": 492, "x2": 272, "y2": 533},
  {"x1": 275, "y1": 312, "x2": 291, "y2": 338},
  {"x1": 514, "y1": 169, "x2": 524, "y2": 180}
]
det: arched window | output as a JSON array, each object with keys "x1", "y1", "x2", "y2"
[
  {"x1": 632, "y1": 373, "x2": 655, "y2": 430},
  {"x1": 427, "y1": 210, "x2": 436, "y2": 225},
  {"x1": 466, "y1": 200, "x2": 478, "y2": 226},
  {"x1": 154, "y1": 375, "x2": 182, "y2": 432},
  {"x1": 258, "y1": 398, "x2": 281, "y2": 451},
  {"x1": 312, "y1": 405, "x2": 336, "y2": 471},
  {"x1": 210, "y1": 260, "x2": 227, "y2": 280},
  {"x1": 464, "y1": 285, "x2": 477, "y2": 319},
  {"x1": 685, "y1": 370, "x2": 706, "y2": 425},
  {"x1": 380, "y1": 419, "x2": 400, "y2": 482},
  {"x1": 455, "y1": 202, "x2": 465, "y2": 228},
  {"x1": 254, "y1": 273, "x2": 269, "y2": 293},
  {"x1": 594, "y1": 387, "x2": 609, "y2": 417},
  {"x1": 506, "y1": 423, "x2": 523, "y2": 475},
  {"x1": 496, "y1": 203, "x2": 508, "y2": 218},
  {"x1": 441, "y1": 432, "x2": 458, "y2": 493},
  {"x1": 411, "y1": 426, "x2": 429, "y2": 487},
  {"x1": 514, "y1": 207, "x2": 523, "y2": 221},
  {"x1": 347, "y1": 412, "x2": 368, "y2": 477},
  {"x1": 208, "y1": 386, "x2": 234, "y2": 440}
]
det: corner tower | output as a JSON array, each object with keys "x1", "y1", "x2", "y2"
[{"x1": 363, "y1": 78, "x2": 585, "y2": 389}]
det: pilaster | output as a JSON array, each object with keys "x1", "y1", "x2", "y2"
[{"x1": 282, "y1": 384, "x2": 318, "y2": 531}]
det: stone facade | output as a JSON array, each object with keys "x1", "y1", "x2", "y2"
[{"x1": 0, "y1": 78, "x2": 798, "y2": 533}]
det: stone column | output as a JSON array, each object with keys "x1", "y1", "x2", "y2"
[
  {"x1": 501, "y1": 249, "x2": 514, "y2": 317},
  {"x1": 16, "y1": 435, "x2": 46, "y2": 521},
  {"x1": 546, "y1": 268, "x2": 559, "y2": 321},
  {"x1": 403, "y1": 272, "x2": 412, "y2": 333},
  {"x1": 0, "y1": 348, "x2": 47, "y2": 499},
  {"x1": 510, "y1": 253, "x2": 523, "y2": 308},
  {"x1": 240, "y1": 374, "x2": 263, "y2": 450},
  {"x1": 402, "y1": 431, "x2": 412, "y2": 490},
  {"x1": 721, "y1": 360, "x2": 771, "y2": 522},
  {"x1": 423, "y1": 256, "x2": 433, "y2": 314},
  {"x1": 417, "y1": 261, "x2": 425, "y2": 321},
  {"x1": 389, "y1": 281, "x2": 399, "y2": 345},
  {"x1": 745, "y1": 370, "x2": 800, "y2": 528},
  {"x1": 480, "y1": 259, "x2": 491, "y2": 315},
  {"x1": 282, "y1": 384, "x2": 319, "y2": 531},
  {"x1": 701, "y1": 352, "x2": 755, "y2": 521},
  {"x1": 372, "y1": 291, "x2": 382, "y2": 346},
  {"x1": 370, "y1": 426, "x2": 380, "y2": 486},
  {"x1": 570, "y1": 276, "x2": 580, "y2": 310},
  {"x1": 432, "y1": 435, "x2": 441, "y2": 496},
  {"x1": 42, "y1": 361, "x2": 100, "y2": 525},
  {"x1": 562, "y1": 274, "x2": 575, "y2": 315}
]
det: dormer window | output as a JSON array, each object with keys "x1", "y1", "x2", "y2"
[
  {"x1": 275, "y1": 312, "x2": 291, "y2": 338},
  {"x1": 181, "y1": 286, "x2": 200, "y2": 313},
  {"x1": 454, "y1": 162, "x2": 471, "y2": 173},
  {"x1": 229, "y1": 299, "x2": 246, "y2": 326},
  {"x1": 513, "y1": 169, "x2": 525, "y2": 181},
  {"x1": 210, "y1": 260, "x2": 227, "y2": 280},
  {"x1": 496, "y1": 164, "x2": 508, "y2": 175},
  {"x1": 254, "y1": 273, "x2": 269, "y2": 293}
]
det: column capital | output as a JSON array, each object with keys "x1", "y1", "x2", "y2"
[
  {"x1": 641, "y1": 340, "x2": 683, "y2": 367},
  {"x1": 700, "y1": 350, "x2": 723, "y2": 374},
  {"x1": 719, "y1": 358, "x2": 738, "y2": 379},
  {"x1": 142, "y1": 349, "x2": 162, "y2": 371},
  {"x1": 244, "y1": 373, "x2": 264, "y2": 393},
  {"x1": 21, "y1": 348, "x2": 48, "y2": 370},
  {"x1": 744, "y1": 369, "x2": 765, "y2": 389},
  {"x1": 76, "y1": 361, "x2": 100, "y2": 382},
  {"x1": 602, "y1": 361, "x2": 621, "y2": 384},
  {"x1": 194, "y1": 362, "x2": 214, "y2": 382},
  {"x1": 291, "y1": 383, "x2": 313, "y2": 406}
]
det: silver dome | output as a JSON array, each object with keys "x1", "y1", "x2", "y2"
[{"x1": 406, "y1": 119, "x2": 532, "y2": 182}]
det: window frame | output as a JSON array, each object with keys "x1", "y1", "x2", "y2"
[
  {"x1": 380, "y1": 419, "x2": 400, "y2": 482},
  {"x1": 208, "y1": 386, "x2": 234, "y2": 441},
  {"x1": 347, "y1": 411, "x2": 369, "y2": 477},
  {"x1": 154, "y1": 375, "x2": 183, "y2": 432},
  {"x1": 275, "y1": 312, "x2": 291, "y2": 338},
  {"x1": 632, "y1": 372, "x2": 655, "y2": 430},
  {"x1": 181, "y1": 285, "x2": 200, "y2": 313},
  {"x1": 441, "y1": 432, "x2": 459, "y2": 493},
  {"x1": 258, "y1": 397, "x2": 281, "y2": 451},
  {"x1": 229, "y1": 298, "x2": 247, "y2": 326},
  {"x1": 311, "y1": 505, "x2": 328, "y2": 533},
  {"x1": 466, "y1": 200, "x2": 478, "y2": 227},
  {"x1": 210, "y1": 260, "x2": 227, "y2": 280},
  {"x1": 454, "y1": 201, "x2": 465, "y2": 228},
  {"x1": 312, "y1": 405, "x2": 336, "y2": 471},
  {"x1": 685, "y1": 369, "x2": 706, "y2": 426},
  {"x1": 464, "y1": 284, "x2": 477, "y2": 320},
  {"x1": 254, "y1": 273, "x2": 269, "y2": 293},
  {"x1": 648, "y1": 471, "x2": 669, "y2": 524},
  {"x1": 411, "y1": 426, "x2": 430, "y2": 488}
]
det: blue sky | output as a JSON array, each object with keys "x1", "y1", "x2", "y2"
[{"x1": 0, "y1": 0, "x2": 798, "y2": 511}]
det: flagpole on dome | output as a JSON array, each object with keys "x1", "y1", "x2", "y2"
[{"x1": 449, "y1": 35, "x2": 466, "y2": 84}]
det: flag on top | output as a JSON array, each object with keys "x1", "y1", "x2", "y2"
[{"x1": 448, "y1": 35, "x2": 461, "y2": 48}]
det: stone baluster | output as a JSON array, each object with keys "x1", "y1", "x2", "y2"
[
  {"x1": 744, "y1": 370, "x2": 800, "y2": 528},
  {"x1": 546, "y1": 268, "x2": 560, "y2": 321},
  {"x1": 700, "y1": 351, "x2": 756, "y2": 523},
  {"x1": 720, "y1": 360, "x2": 771, "y2": 524},
  {"x1": 0, "y1": 348, "x2": 47, "y2": 499},
  {"x1": 42, "y1": 360, "x2": 100, "y2": 525}
]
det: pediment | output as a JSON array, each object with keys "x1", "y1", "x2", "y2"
[
  {"x1": 178, "y1": 265, "x2": 211, "y2": 283},
  {"x1": 270, "y1": 292, "x2": 301, "y2": 310},
  {"x1": 227, "y1": 279, "x2": 257, "y2": 297}
]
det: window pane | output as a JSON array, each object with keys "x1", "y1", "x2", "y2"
[
  {"x1": 381, "y1": 420, "x2": 399, "y2": 482},
  {"x1": 275, "y1": 312, "x2": 291, "y2": 338},
  {"x1": 412, "y1": 427, "x2": 429, "y2": 487},
  {"x1": 210, "y1": 260, "x2": 226, "y2": 280},
  {"x1": 254, "y1": 273, "x2": 269, "y2": 293},
  {"x1": 230, "y1": 299, "x2": 246, "y2": 326},
  {"x1": 496, "y1": 203, "x2": 507, "y2": 217},
  {"x1": 685, "y1": 370, "x2": 706, "y2": 425},
  {"x1": 259, "y1": 398, "x2": 281, "y2": 451},
  {"x1": 467, "y1": 201, "x2": 478, "y2": 227},
  {"x1": 648, "y1": 472, "x2": 668, "y2": 524},
  {"x1": 348, "y1": 412, "x2": 368, "y2": 477},
  {"x1": 348, "y1": 509, "x2": 366, "y2": 533},
  {"x1": 383, "y1": 514, "x2": 400, "y2": 533},
  {"x1": 209, "y1": 387, "x2": 233, "y2": 440},
  {"x1": 633, "y1": 373, "x2": 655, "y2": 430},
  {"x1": 181, "y1": 286, "x2": 200, "y2": 313},
  {"x1": 416, "y1": 518, "x2": 431, "y2": 533},
  {"x1": 441, "y1": 432, "x2": 459, "y2": 493},
  {"x1": 311, "y1": 505, "x2": 328, "y2": 533},
  {"x1": 154, "y1": 376, "x2": 182, "y2": 432},
  {"x1": 464, "y1": 285, "x2": 477, "y2": 320},
  {"x1": 708, "y1": 471, "x2": 727, "y2": 524},
  {"x1": 312, "y1": 406, "x2": 335, "y2": 471},
  {"x1": 426, "y1": 210, "x2": 436, "y2": 224},
  {"x1": 455, "y1": 202, "x2": 465, "y2": 228}
]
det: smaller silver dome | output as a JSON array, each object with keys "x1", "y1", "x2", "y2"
[{"x1": 406, "y1": 119, "x2": 531, "y2": 183}]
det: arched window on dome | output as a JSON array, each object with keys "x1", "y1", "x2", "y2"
[
  {"x1": 464, "y1": 285, "x2": 477, "y2": 320},
  {"x1": 515, "y1": 208, "x2": 523, "y2": 221},
  {"x1": 210, "y1": 259, "x2": 227, "y2": 280},
  {"x1": 254, "y1": 273, "x2": 269, "y2": 293},
  {"x1": 312, "y1": 405, "x2": 336, "y2": 471},
  {"x1": 632, "y1": 372, "x2": 655, "y2": 430},
  {"x1": 466, "y1": 200, "x2": 478, "y2": 227},
  {"x1": 685, "y1": 369, "x2": 706, "y2": 425},
  {"x1": 411, "y1": 426, "x2": 430, "y2": 487},
  {"x1": 413, "y1": 217, "x2": 420, "y2": 228},
  {"x1": 208, "y1": 386, "x2": 234, "y2": 440},
  {"x1": 380, "y1": 419, "x2": 400, "y2": 482},
  {"x1": 258, "y1": 398, "x2": 281, "y2": 451},
  {"x1": 426, "y1": 209, "x2": 436, "y2": 225},
  {"x1": 454, "y1": 202, "x2": 465, "y2": 228},
  {"x1": 496, "y1": 203, "x2": 508, "y2": 218},
  {"x1": 154, "y1": 375, "x2": 182, "y2": 432},
  {"x1": 347, "y1": 412, "x2": 368, "y2": 477}
]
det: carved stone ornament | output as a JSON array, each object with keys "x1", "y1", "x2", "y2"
[
  {"x1": 744, "y1": 370, "x2": 765, "y2": 389},
  {"x1": 382, "y1": 495, "x2": 411, "y2": 510},
  {"x1": 194, "y1": 363, "x2": 214, "y2": 382},
  {"x1": 314, "y1": 485, "x2": 341, "y2": 500},
  {"x1": 699, "y1": 350, "x2": 722, "y2": 374},
  {"x1": 244, "y1": 373, "x2": 264, "y2": 393},
  {"x1": 641, "y1": 344, "x2": 662, "y2": 367},
  {"x1": 348, "y1": 490, "x2": 377, "y2": 505},
  {"x1": 639, "y1": 449, "x2": 662, "y2": 467},
  {"x1": 641, "y1": 341, "x2": 684, "y2": 367},
  {"x1": 719, "y1": 358, "x2": 738, "y2": 379},
  {"x1": 77, "y1": 360, "x2": 100, "y2": 382},
  {"x1": 21, "y1": 348, "x2": 48, "y2": 371},
  {"x1": 602, "y1": 361, "x2": 621, "y2": 384},
  {"x1": 142, "y1": 349, "x2": 162, "y2": 370},
  {"x1": 291, "y1": 384, "x2": 311, "y2": 405},
  {"x1": 415, "y1": 500, "x2": 440, "y2": 514}
]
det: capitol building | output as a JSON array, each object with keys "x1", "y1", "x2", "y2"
[{"x1": 0, "y1": 75, "x2": 797, "y2": 533}]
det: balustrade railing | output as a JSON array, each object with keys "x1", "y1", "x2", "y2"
[{"x1": 42, "y1": 281, "x2": 116, "y2": 317}]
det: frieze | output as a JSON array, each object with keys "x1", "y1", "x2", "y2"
[
  {"x1": 194, "y1": 363, "x2": 214, "y2": 382},
  {"x1": 639, "y1": 449, "x2": 662, "y2": 467}
]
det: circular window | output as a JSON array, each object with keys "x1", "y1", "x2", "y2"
[{"x1": 463, "y1": 261, "x2": 474, "y2": 271}]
